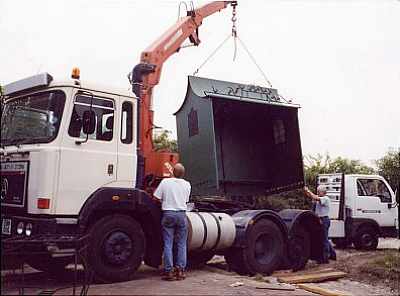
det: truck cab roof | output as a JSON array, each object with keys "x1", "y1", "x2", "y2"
[
  {"x1": 4, "y1": 72, "x2": 136, "y2": 99},
  {"x1": 318, "y1": 173, "x2": 384, "y2": 179}
]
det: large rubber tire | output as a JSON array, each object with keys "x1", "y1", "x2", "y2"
[
  {"x1": 289, "y1": 226, "x2": 310, "y2": 272},
  {"x1": 225, "y1": 219, "x2": 284, "y2": 276},
  {"x1": 187, "y1": 251, "x2": 215, "y2": 269},
  {"x1": 27, "y1": 255, "x2": 72, "y2": 275},
  {"x1": 332, "y1": 238, "x2": 351, "y2": 249},
  {"x1": 88, "y1": 214, "x2": 145, "y2": 283},
  {"x1": 353, "y1": 226, "x2": 379, "y2": 250}
]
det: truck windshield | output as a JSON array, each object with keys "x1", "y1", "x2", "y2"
[{"x1": 1, "y1": 90, "x2": 66, "y2": 146}]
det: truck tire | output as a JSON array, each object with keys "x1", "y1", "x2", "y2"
[
  {"x1": 225, "y1": 219, "x2": 284, "y2": 275},
  {"x1": 187, "y1": 251, "x2": 215, "y2": 269},
  {"x1": 88, "y1": 214, "x2": 145, "y2": 283},
  {"x1": 353, "y1": 226, "x2": 379, "y2": 250},
  {"x1": 27, "y1": 255, "x2": 72, "y2": 275},
  {"x1": 332, "y1": 238, "x2": 351, "y2": 249},
  {"x1": 289, "y1": 226, "x2": 310, "y2": 271}
]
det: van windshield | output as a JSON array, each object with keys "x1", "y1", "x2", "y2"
[{"x1": 1, "y1": 90, "x2": 66, "y2": 146}]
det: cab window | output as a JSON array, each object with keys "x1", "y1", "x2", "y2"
[
  {"x1": 68, "y1": 95, "x2": 114, "y2": 141},
  {"x1": 357, "y1": 179, "x2": 392, "y2": 203},
  {"x1": 121, "y1": 101, "x2": 133, "y2": 144}
]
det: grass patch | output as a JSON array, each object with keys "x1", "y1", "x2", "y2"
[
  {"x1": 371, "y1": 251, "x2": 400, "y2": 271},
  {"x1": 359, "y1": 250, "x2": 400, "y2": 289}
]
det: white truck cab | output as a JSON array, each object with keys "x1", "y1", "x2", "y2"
[
  {"x1": 1, "y1": 72, "x2": 138, "y2": 218},
  {"x1": 317, "y1": 173, "x2": 399, "y2": 250}
]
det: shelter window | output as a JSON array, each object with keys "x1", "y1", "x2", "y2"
[{"x1": 273, "y1": 119, "x2": 286, "y2": 144}]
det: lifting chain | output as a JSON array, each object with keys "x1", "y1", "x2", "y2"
[
  {"x1": 231, "y1": 2, "x2": 237, "y2": 38},
  {"x1": 231, "y1": 2, "x2": 238, "y2": 61}
]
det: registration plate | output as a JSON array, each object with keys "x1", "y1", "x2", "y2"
[{"x1": 2, "y1": 218, "x2": 11, "y2": 235}]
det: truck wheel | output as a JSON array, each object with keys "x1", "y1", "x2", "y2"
[
  {"x1": 27, "y1": 255, "x2": 72, "y2": 275},
  {"x1": 187, "y1": 251, "x2": 215, "y2": 269},
  {"x1": 88, "y1": 214, "x2": 145, "y2": 283},
  {"x1": 332, "y1": 238, "x2": 351, "y2": 249},
  {"x1": 353, "y1": 226, "x2": 379, "y2": 250},
  {"x1": 225, "y1": 219, "x2": 284, "y2": 275},
  {"x1": 289, "y1": 226, "x2": 310, "y2": 271}
]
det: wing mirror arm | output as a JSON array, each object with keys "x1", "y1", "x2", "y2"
[{"x1": 75, "y1": 91, "x2": 95, "y2": 145}]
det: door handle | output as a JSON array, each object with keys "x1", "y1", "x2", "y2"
[{"x1": 107, "y1": 164, "x2": 114, "y2": 175}]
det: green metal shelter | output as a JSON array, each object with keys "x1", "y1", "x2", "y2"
[{"x1": 175, "y1": 76, "x2": 304, "y2": 200}]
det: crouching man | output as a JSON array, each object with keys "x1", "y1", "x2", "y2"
[{"x1": 154, "y1": 163, "x2": 191, "y2": 281}]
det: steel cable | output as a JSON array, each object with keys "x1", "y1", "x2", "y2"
[
  {"x1": 237, "y1": 37, "x2": 273, "y2": 88},
  {"x1": 192, "y1": 34, "x2": 232, "y2": 76}
]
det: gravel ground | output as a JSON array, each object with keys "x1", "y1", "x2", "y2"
[{"x1": 1, "y1": 238, "x2": 399, "y2": 295}]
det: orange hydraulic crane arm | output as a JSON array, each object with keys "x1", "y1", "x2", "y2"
[
  {"x1": 142, "y1": 1, "x2": 235, "y2": 86},
  {"x1": 129, "y1": 1, "x2": 237, "y2": 189}
]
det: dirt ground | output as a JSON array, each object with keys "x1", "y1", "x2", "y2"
[{"x1": 1, "y1": 238, "x2": 399, "y2": 296}]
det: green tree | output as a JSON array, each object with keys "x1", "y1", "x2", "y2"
[
  {"x1": 0, "y1": 84, "x2": 4, "y2": 115},
  {"x1": 376, "y1": 149, "x2": 400, "y2": 190},
  {"x1": 153, "y1": 130, "x2": 178, "y2": 153}
]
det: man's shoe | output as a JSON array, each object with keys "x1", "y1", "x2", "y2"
[
  {"x1": 161, "y1": 271, "x2": 176, "y2": 281},
  {"x1": 175, "y1": 268, "x2": 186, "y2": 280}
]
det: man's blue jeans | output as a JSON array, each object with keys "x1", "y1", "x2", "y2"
[
  {"x1": 161, "y1": 210, "x2": 188, "y2": 272},
  {"x1": 320, "y1": 216, "x2": 336, "y2": 262}
]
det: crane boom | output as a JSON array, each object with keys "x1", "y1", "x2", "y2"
[{"x1": 129, "y1": 1, "x2": 237, "y2": 189}]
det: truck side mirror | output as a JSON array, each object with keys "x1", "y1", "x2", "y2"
[{"x1": 82, "y1": 110, "x2": 96, "y2": 135}]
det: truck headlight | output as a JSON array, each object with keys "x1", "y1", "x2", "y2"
[
  {"x1": 25, "y1": 223, "x2": 33, "y2": 236},
  {"x1": 17, "y1": 222, "x2": 25, "y2": 234}
]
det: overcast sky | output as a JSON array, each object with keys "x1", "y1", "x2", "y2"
[{"x1": 1, "y1": 0, "x2": 399, "y2": 165}]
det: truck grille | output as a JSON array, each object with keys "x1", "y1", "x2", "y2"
[{"x1": 1, "y1": 161, "x2": 29, "y2": 208}]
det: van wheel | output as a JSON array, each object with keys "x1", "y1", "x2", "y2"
[
  {"x1": 88, "y1": 214, "x2": 145, "y2": 283},
  {"x1": 289, "y1": 226, "x2": 310, "y2": 271},
  {"x1": 225, "y1": 219, "x2": 284, "y2": 275},
  {"x1": 353, "y1": 226, "x2": 378, "y2": 250},
  {"x1": 187, "y1": 251, "x2": 215, "y2": 269},
  {"x1": 27, "y1": 255, "x2": 72, "y2": 275}
]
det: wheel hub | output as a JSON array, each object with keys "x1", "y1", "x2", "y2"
[
  {"x1": 361, "y1": 233, "x2": 373, "y2": 247},
  {"x1": 254, "y1": 234, "x2": 273, "y2": 265},
  {"x1": 103, "y1": 231, "x2": 133, "y2": 265}
]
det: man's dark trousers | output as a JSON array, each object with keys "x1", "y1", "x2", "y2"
[{"x1": 320, "y1": 216, "x2": 336, "y2": 262}]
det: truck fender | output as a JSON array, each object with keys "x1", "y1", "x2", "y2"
[
  {"x1": 278, "y1": 209, "x2": 324, "y2": 264},
  {"x1": 230, "y1": 209, "x2": 288, "y2": 248},
  {"x1": 77, "y1": 187, "x2": 163, "y2": 267}
]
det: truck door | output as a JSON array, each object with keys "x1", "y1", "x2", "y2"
[
  {"x1": 56, "y1": 91, "x2": 118, "y2": 214},
  {"x1": 116, "y1": 99, "x2": 137, "y2": 187},
  {"x1": 354, "y1": 177, "x2": 397, "y2": 227}
]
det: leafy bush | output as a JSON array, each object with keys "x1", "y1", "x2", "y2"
[
  {"x1": 255, "y1": 189, "x2": 312, "y2": 211},
  {"x1": 376, "y1": 148, "x2": 400, "y2": 190}
]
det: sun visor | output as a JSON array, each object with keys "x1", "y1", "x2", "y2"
[{"x1": 4, "y1": 73, "x2": 53, "y2": 96}]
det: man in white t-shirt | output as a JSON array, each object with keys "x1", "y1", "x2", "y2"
[
  {"x1": 154, "y1": 163, "x2": 191, "y2": 281},
  {"x1": 304, "y1": 185, "x2": 337, "y2": 264}
]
